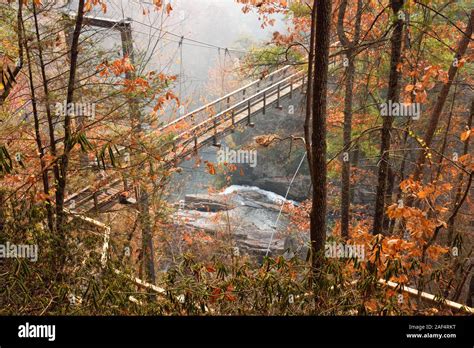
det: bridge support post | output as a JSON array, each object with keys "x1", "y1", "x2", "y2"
[
  {"x1": 212, "y1": 119, "x2": 220, "y2": 147},
  {"x1": 93, "y1": 192, "x2": 99, "y2": 211},
  {"x1": 247, "y1": 100, "x2": 254, "y2": 127},
  {"x1": 263, "y1": 92, "x2": 266, "y2": 115},
  {"x1": 193, "y1": 132, "x2": 198, "y2": 153},
  {"x1": 276, "y1": 84, "x2": 282, "y2": 109},
  {"x1": 231, "y1": 110, "x2": 235, "y2": 132}
]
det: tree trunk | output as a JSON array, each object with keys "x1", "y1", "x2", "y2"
[
  {"x1": 55, "y1": 0, "x2": 85, "y2": 270},
  {"x1": 121, "y1": 23, "x2": 156, "y2": 283},
  {"x1": 31, "y1": 1, "x2": 59, "y2": 233},
  {"x1": 372, "y1": 0, "x2": 404, "y2": 235},
  {"x1": 309, "y1": 0, "x2": 331, "y2": 269},
  {"x1": 304, "y1": 3, "x2": 316, "y2": 181},
  {"x1": 25, "y1": 38, "x2": 54, "y2": 234},
  {"x1": 337, "y1": 0, "x2": 362, "y2": 239}
]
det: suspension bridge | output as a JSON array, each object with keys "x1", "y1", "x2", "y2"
[
  {"x1": 64, "y1": 64, "x2": 306, "y2": 213},
  {"x1": 57, "y1": 9, "x2": 307, "y2": 213}
]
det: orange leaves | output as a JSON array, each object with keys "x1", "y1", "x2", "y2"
[
  {"x1": 367, "y1": 235, "x2": 417, "y2": 272},
  {"x1": 209, "y1": 284, "x2": 236, "y2": 303},
  {"x1": 416, "y1": 185, "x2": 435, "y2": 200},
  {"x1": 236, "y1": 0, "x2": 289, "y2": 27},
  {"x1": 97, "y1": 57, "x2": 135, "y2": 77},
  {"x1": 254, "y1": 134, "x2": 278, "y2": 147},
  {"x1": 153, "y1": 0, "x2": 173, "y2": 14},
  {"x1": 403, "y1": 65, "x2": 451, "y2": 104},
  {"x1": 458, "y1": 154, "x2": 472, "y2": 168},
  {"x1": 181, "y1": 230, "x2": 215, "y2": 247},
  {"x1": 364, "y1": 299, "x2": 378, "y2": 312},
  {"x1": 153, "y1": 97, "x2": 167, "y2": 113},
  {"x1": 399, "y1": 177, "x2": 420, "y2": 193},
  {"x1": 209, "y1": 287, "x2": 221, "y2": 303},
  {"x1": 123, "y1": 77, "x2": 150, "y2": 93},
  {"x1": 205, "y1": 161, "x2": 216, "y2": 175},
  {"x1": 165, "y1": 3, "x2": 173, "y2": 15},
  {"x1": 399, "y1": 178, "x2": 453, "y2": 202},
  {"x1": 387, "y1": 204, "x2": 413, "y2": 219},
  {"x1": 224, "y1": 285, "x2": 237, "y2": 302},
  {"x1": 425, "y1": 245, "x2": 448, "y2": 261},
  {"x1": 386, "y1": 203, "x2": 437, "y2": 241},
  {"x1": 153, "y1": 91, "x2": 179, "y2": 114},
  {"x1": 390, "y1": 274, "x2": 408, "y2": 284},
  {"x1": 19, "y1": 0, "x2": 43, "y2": 5},
  {"x1": 34, "y1": 191, "x2": 50, "y2": 203},
  {"x1": 183, "y1": 233, "x2": 193, "y2": 245},
  {"x1": 165, "y1": 90, "x2": 179, "y2": 105},
  {"x1": 205, "y1": 264, "x2": 216, "y2": 273},
  {"x1": 460, "y1": 128, "x2": 472, "y2": 142},
  {"x1": 85, "y1": 0, "x2": 107, "y2": 13}
]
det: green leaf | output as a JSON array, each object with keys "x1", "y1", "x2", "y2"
[{"x1": 0, "y1": 145, "x2": 13, "y2": 174}]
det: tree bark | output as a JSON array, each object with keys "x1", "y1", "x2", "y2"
[
  {"x1": 337, "y1": 0, "x2": 362, "y2": 239},
  {"x1": 55, "y1": 0, "x2": 86, "y2": 269},
  {"x1": 25, "y1": 37, "x2": 54, "y2": 234},
  {"x1": 304, "y1": 2, "x2": 316, "y2": 181},
  {"x1": 31, "y1": 1, "x2": 61, "y2": 233},
  {"x1": 372, "y1": 0, "x2": 404, "y2": 235},
  {"x1": 309, "y1": 0, "x2": 331, "y2": 269}
]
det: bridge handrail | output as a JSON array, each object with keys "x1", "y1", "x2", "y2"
[
  {"x1": 159, "y1": 65, "x2": 295, "y2": 132},
  {"x1": 173, "y1": 69, "x2": 305, "y2": 149}
]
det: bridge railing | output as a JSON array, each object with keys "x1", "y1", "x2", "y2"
[
  {"x1": 166, "y1": 68, "x2": 306, "y2": 159},
  {"x1": 159, "y1": 65, "x2": 296, "y2": 133}
]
